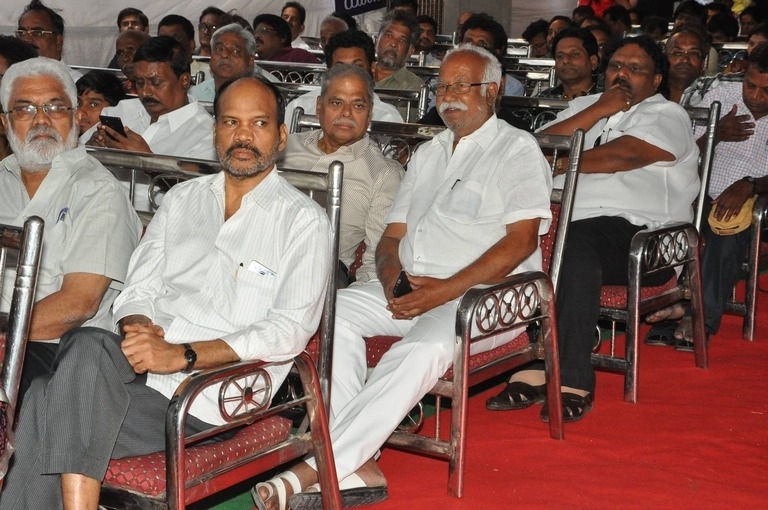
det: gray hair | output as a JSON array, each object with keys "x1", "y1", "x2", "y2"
[
  {"x1": 1, "y1": 57, "x2": 77, "y2": 111},
  {"x1": 320, "y1": 63, "x2": 375, "y2": 105},
  {"x1": 320, "y1": 15, "x2": 348, "y2": 31},
  {"x1": 378, "y1": 10, "x2": 420, "y2": 47},
  {"x1": 443, "y1": 43, "x2": 502, "y2": 95},
  {"x1": 211, "y1": 23, "x2": 257, "y2": 56}
]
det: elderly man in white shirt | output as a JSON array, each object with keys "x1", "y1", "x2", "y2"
[
  {"x1": 0, "y1": 75, "x2": 331, "y2": 509},
  {"x1": 254, "y1": 44, "x2": 552, "y2": 510},
  {"x1": 0, "y1": 57, "x2": 141, "y2": 404},
  {"x1": 284, "y1": 30, "x2": 404, "y2": 125}
]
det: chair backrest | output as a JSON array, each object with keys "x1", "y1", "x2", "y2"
[
  {"x1": 686, "y1": 101, "x2": 721, "y2": 233},
  {"x1": 534, "y1": 130, "x2": 584, "y2": 292},
  {"x1": 375, "y1": 84, "x2": 431, "y2": 122},
  {"x1": 0, "y1": 216, "x2": 44, "y2": 476},
  {"x1": 500, "y1": 96, "x2": 570, "y2": 132},
  {"x1": 255, "y1": 60, "x2": 327, "y2": 84}
]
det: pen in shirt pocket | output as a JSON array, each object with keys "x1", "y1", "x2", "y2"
[{"x1": 234, "y1": 262, "x2": 243, "y2": 283}]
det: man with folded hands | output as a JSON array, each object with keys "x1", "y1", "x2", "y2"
[{"x1": 253, "y1": 44, "x2": 552, "y2": 510}]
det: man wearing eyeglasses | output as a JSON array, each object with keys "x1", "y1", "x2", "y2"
[
  {"x1": 15, "y1": 0, "x2": 82, "y2": 83},
  {"x1": 255, "y1": 45, "x2": 552, "y2": 510},
  {"x1": 252, "y1": 14, "x2": 319, "y2": 64},
  {"x1": 665, "y1": 24, "x2": 708, "y2": 104},
  {"x1": 488, "y1": 36, "x2": 700, "y2": 423},
  {"x1": 196, "y1": 6, "x2": 224, "y2": 58},
  {"x1": 0, "y1": 57, "x2": 141, "y2": 404}
]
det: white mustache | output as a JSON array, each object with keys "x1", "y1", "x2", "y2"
[
  {"x1": 438, "y1": 101, "x2": 468, "y2": 114},
  {"x1": 333, "y1": 118, "x2": 358, "y2": 129}
]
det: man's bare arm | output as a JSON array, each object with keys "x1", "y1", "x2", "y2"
[
  {"x1": 388, "y1": 218, "x2": 541, "y2": 318},
  {"x1": 576, "y1": 136, "x2": 675, "y2": 174},
  {"x1": 29, "y1": 272, "x2": 112, "y2": 340},
  {"x1": 541, "y1": 85, "x2": 633, "y2": 137},
  {"x1": 375, "y1": 222, "x2": 407, "y2": 301}
]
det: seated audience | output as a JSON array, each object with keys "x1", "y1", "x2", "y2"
[
  {"x1": 414, "y1": 15, "x2": 441, "y2": 65},
  {"x1": 106, "y1": 7, "x2": 150, "y2": 68},
  {"x1": 522, "y1": 19, "x2": 551, "y2": 58},
  {"x1": 113, "y1": 29, "x2": 151, "y2": 94},
  {"x1": 665, "y1": 24, "x2": 709, "y2": 104},
  {"x1": 279, "y1": 63, "x2": 404, "y2": 285},
  {"x1": 252, "y1": 14, "x2": 319, "y2": 63},
  {"x1": 196, "y1": 6, "x2": 225, "y2": 57},
  {"x1": 538, "y1": 27, "x2": 602, "y2": 99},
  {"x1": 461, "y1": 14, "x2": 525, "y2": 96},
  {"x1": 748, "y1": 23, "x2": 768, "y2": 52},
  {"x1": 708, "y1": 12, "x2": 740, "y2": 43},
  {"x1": 282, "y1": 1, "x2": 311, "y2": 49},
  {"x1": 547, "y1": 16, "x2": 573, "y2": 56},
  {"x1": 284, "y1": 30, "x2": 404, "y2": 123},
  {"x1": 572, "y1": 5, "x2": 596, "y2": 26},
  {"x1": 319, "y1": 14, "x2": 349, "y2": 49},
  {"x1": 488, "y1": 36, "x2": 700, "y2": 423},
  {"x1": 586, "y1": 21, "x2": 615, "y2": 67},
  {"x1": 0, "y1": 35, "x2": 37, "y2": 159},
  {"x1": 0, "y1": 57, "x2": 141, "y2": 403},
  {"x1": 190, "y1": 23, "x2": 276, "y2": 103},
  {"x1": 739, "y1": 5, "x2": 767, "y2": 36},
  {"x1": 673, "y1": 1, "x2": 720, "y2": 75},
  {"x1": 158, "y1": 14, "x2": 196, "y2": 57},
  {"x1": 0, "y1": 75, "x2": 331, "y2": 509},
  {"x1": 15, "y1": 0, "x2": 81, "y2": 82},
  {"x1": 372, "y1": 10, "x2": 424, "y2": 91},
  {"x1": 641, "y1": 16, "x2": 670, "y2": 43},
  {"x1": 75, "y1": 70, "x2": 127, "y2": 135},
  {"x1": 253, "y1": 44, "x2": 552, "y2": 510},
  {"x1": 603, "y1": 5, "x2": 634, "y2": 38},
  {"x1": 645, "y1": 44, "x2": 768, "y2": 349}
]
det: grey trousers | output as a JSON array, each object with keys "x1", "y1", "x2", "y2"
[{"x1": 0, "y1": 327, "x2": 213, "y2": 510}]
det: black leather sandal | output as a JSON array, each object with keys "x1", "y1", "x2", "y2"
[
  {"x1": 485, "y1": 381, "x2": 547, "y2": 411},
  {"x1": 541, "y1": 392, "x2": 594, "y2": 423}
]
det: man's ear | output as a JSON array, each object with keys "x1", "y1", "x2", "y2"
[
  {"x1": 486, "y1": 81, "x2": 499, "y2": 104},
  {"x1": 590, "y1": 54, "x2": 599, "y2": 72},
  {"x1": 278, "y1": 122, "x2": 288, "y2": 152},
  {"x1": 180, "y1": 72, "x2": 191, "y2": 90},
  {"x1": 55, "y1": 34, "x2": 64, "y2": 54},
  {"x1": 0, "y1": 113, "x2": 8, "y2": 132},
  {"x1": 653, "y1": 72, "x2": 662, "y2": 91}
]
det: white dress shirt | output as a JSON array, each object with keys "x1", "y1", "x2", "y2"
[
  {"x1": 388, "y1": 115, "x2": 553, "y2": 279},
  {"x1": 0, "y1": 147, "x2": 142, "y2": 338},
  {"x1": 113, "y1": 169, "x2": 331, "y2": 425},
  {"x1": 284, "y1": 88, "x2": 404, "y2": 126}
]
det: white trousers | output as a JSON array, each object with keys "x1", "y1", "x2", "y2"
[{"x1": 308, "y1": 280, "x2": 511, "y2": 481}]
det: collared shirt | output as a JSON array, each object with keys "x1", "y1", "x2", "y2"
[
  {"x1": 292, "y1": 37, "x2": 311, "y2": 50},
  {"x1": 279, "y1": 130, "x2": 404, "y2": 282},
  {"x1": 0, "y1": 147, "x2": 142, "y2": 338},
  {"x1": 388, "y1": 115, "x2": 553, "y2": 279},
  {"x1": 693, "y1": 81, "x2": 768, "y2": 199},
  {"x1": 544, "y1": 93, "x2": 700, "y2": 227},
  {"x1": 80, "y1": 96, "x2": 216, "y2": 160},
  {"x1": 284, "y1": 88, "x2": 404, "y2": 125},
  {"x1": 375, "y1": 66, "x2": 424, "y2": 91},
  {"x1": 113, "y1": 169, "x2": 331, "y2": 425},
  {"x1": 190, "y1": 67, "x2": 280, "y2": 102}
]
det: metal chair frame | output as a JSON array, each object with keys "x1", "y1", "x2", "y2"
[
  {"x1": 592, "y1": 102, "x2": 721, "y2": 402},
  {"x1": 97, "y1": 162, "x2": 345, "y2": 510}
]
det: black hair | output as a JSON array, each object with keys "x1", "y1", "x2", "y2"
[
  {"x1": 392, "y1": 0, "x2": 419, "y2": 13},
  {"x1": 603, "y1": 5, "x2": 632, "y2": 28},
  {"x1": 214, "y1": 75, "x2": 285, "y2": 126},
  {"x1": 117, "y1": 8, "x2": 149, "y2": 29},
  {"x1": 416, "y1": 15, "x2": 438, "y2": 33},
  {"x1": 158, "y1": 14, "x2": 195, "y2": 44},
  {"x1": 606, "y1": 34, "x2": 668, "y2": 79},
  {"x1": 641, "y1": 16, "x2": 669, "y2": 37},
  {"x1": 379, "y1": 9, "x2": 420, "y2": 46},
  {"x1": 667, "y1": 23, "x2": 710, "y2": 52},
  {"x1": 522, "y1": 19, "x2": 549, "y2": 43},
  {"x1": 674, "y1": 1, "x2": 707, "y2": 25},
  {"x1": 133, "y1": 35, "x2": 191, "y2": 77},
  {"x1": 253, "y1": 14, "x2": 293, "y2": 48},
  {"x1": 0, "y1": 35, "x2": 38, "y2": 65},
  {"x1": 707, "y1": 3, "x2": 731, "y2": 16},
  {"x1": 218, "y1": 12, "x2": 253, "y2": 33},
  {"x1": 461, "y1": 13, "x2": 509, "y2": 59},
  {"x1": 549, "y1": 16, "x2": 573, "y2": 28},
  {"x1": 282, "y1": 2, "x2": 307, "y2": 25},
  {"x1": 708, "y1": 13, "x2": 740, "y2": 40},
  {"x1": 323, "y1": 30, "x2": 376, "y2": 67},
  {"x1": 572, "y1": 6, "x2": 595, "y2": 20},
  {"x1": 747, "y1": 39, "x2": 768, "y2": 73},
  {"x1": 742, "y1": 5, "x2": 768, "y2": 23},
  {"x1": 21, "y1": 0, "x2": 64, "y2": 35},
  {"x1": 200, "y1": 6, "x2": 225, "y2": 23},
  {"x1": 76, "y1": 70, "x2": 128, "y2": 106},
  {"x1": 750, "y1": 22, "x2": 768, "y2": 40},
  {"x1": 552, "y1": 27, "x2": 599, "y2": 58}
]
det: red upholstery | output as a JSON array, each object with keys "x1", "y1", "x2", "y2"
[
  {"x1": 599, "y1": 277, "x2": 678, "y2": 309},
  {"x1": 103, "y1": 416, "x2": 292, "y2": 498},
  {"x1": 540, "y1": 203, "x2": 561, "y2": 275}
]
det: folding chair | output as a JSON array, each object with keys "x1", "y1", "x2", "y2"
[
  {"x1": 365, "y1": 129, "x2": 585, "y2": 497},
  {"x1": 99, "y1": 164, "x2": 345, "y2": 510},
  {"x1": 592, "y1": 102, "x2": 721, "y2": 403},
  {"x1": 0, "y1": 216, "x2": 44, "y2": 480}
]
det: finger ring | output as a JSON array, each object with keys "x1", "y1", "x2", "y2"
[{"x1": 626, "y1": 100, "x2": 631, "y2": 107}]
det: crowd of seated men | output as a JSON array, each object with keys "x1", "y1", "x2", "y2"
[{"x1": 1, "y1": 0, "x2": 768, "y2": 508}]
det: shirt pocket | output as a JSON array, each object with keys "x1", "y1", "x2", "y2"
[
  {"x1": 232, "y1": 267, "x2": 276, "y2": 322},
  {"x1": 437, "y1": 179, "x2": 492, "y2": 225}
]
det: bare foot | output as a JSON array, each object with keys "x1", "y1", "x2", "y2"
[
  {"x1": 351, "y1": 458, "x2": 388, "y2": 488},
  {"x1": 508, "y1": 369, "x2": 546, "y2": 386},
  {"x1": 562, "y1": 386, "x2": 590, "y2": 398},
  {"x1": 646, "y1": 303, "x2": 686, "y2": 323}
]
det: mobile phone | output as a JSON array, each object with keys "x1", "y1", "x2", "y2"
[
  {"x1": 392, "y1": 270, "x2": 412, "y2": 297},
  {"x1": 99, "y1": 115, "x2": 126, "y2": 137}
]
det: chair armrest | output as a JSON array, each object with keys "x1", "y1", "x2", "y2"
[{"x1": 628, "y1": 222, "x2": 700, "y2": 280}]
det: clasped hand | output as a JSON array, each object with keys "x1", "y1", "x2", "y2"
[
  {"x1": 386, "y1": 274, "x2": 451, "y2": 319},
  {"x1": 121, "y1": 322, "x2": 184, "y2": 374}
]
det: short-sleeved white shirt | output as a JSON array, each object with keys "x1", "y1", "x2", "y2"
[
  {"x1": 0, "y1": 147, "x2": 142, "y2": 338},
  {"x1": 545, "y1": 93, "x2": 700, "y2": 227},
  {"x1": 387, "y1": 115, "x2": 553, "y2": 279}
]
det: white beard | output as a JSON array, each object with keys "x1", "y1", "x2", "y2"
[{"x1": 6, "y1": 123, "x2": 78, "y2": 173}]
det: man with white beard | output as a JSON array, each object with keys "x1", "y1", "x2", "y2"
[{"x1": 0, "y1": 57, "x2": 142, "y2": 403}]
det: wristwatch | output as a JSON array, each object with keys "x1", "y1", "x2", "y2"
[
  {"x1": 744, "y1": 176, "x2": 758, "y2": 194},
  {"x1": 181, "y1": 343, "x2": 197, "y2": 373}
]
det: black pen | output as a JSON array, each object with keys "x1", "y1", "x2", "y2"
[{"x1": 451, "y1": 179, "x2": 461, "y2": 190}]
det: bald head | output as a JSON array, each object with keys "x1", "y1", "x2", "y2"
[{"x1": 116, "y1": 30, "x2": 150, "y2": 69}]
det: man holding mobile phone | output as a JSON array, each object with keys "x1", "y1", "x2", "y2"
[{"x1": 254, "y1": 45, "x2": 553, "y2": 510}]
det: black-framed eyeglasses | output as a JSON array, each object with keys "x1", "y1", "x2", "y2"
[
  {"x1": 4, "y1": 104, "x2": 74, "y2": 121},
  {"x1": 433, "y1": 82, "x2": 490, "y2": 96},
  {"x1": 198, "y1": 22, "x2": 218, "y2": 33},
  {"x1": 668, "y1": 49, "x2": 704, "y2": 60},
  {"x1": 15, "y1": 29, "x2": 56, "y2": 39}
]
